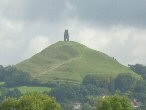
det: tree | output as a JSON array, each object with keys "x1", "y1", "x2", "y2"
[
  {"x1": 133, "y1": 80, "x2": 146, "y2": 104},
  {"x1": 96, "y1": 95, "x2": 132, "y2": 110},
  {"x1": 82, "y1": 74, "x2": 113, "y2": 89},
  {"x1": 129, "y1": 64, "x2": 146, "y2": 79},
  {"x1": 0, "y1": 66, "x2": 31, "y2": 87},
  {"x1": 50, "y1": 84, "x2": 81, "y2": 102},
  {"x1": 0, "y1": 65, "x2": 5, "y2": 81},
  {"x1": 0, "y1": 92, "x2": 61, "y2": 110},
  {"x1": 115, "y1": 73, "x2": 138, "y2": 92},
  {"x1": 0, "y1": 88, "x2": 22, "y2": 102},
  {"x1": 0, "y1": 98, "x2": 18, "y2": 110},
  {"x1": 4, "y1": 66, "x2": 31, "y2": 87}
]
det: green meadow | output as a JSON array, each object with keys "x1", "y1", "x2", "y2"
[
  {"x1": 16, "y1": 41, "x2": 140, "y2": 83},
  {"x1": 13, "y1": 86, "x2": 51, "y2": 94}
]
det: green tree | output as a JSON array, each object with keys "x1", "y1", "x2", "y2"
[
  {"x1": 115, "y1": 73, "x2": 138, "y2": 92},
  {"x1": 133, "y1": 80, "x2": 146, "y2": 105},
  {"x1": 4, "y1": 66, "x2": 31, "y2": 87},
  {"x1": 0, "y1": 98, "x2": 18, "y2": 110},
  {"x1": 129, "y1": 64, "x2": 146, "y2": 79},
  {"x1": 83, "y1": 74, "x2": 113, "y2": 88},
  {"x1": 0, "y1": 92, "x2": 61, "y2": 110},
  {"x1": 96, "y1": 95, "x2": 132, "y2": 110},
  {"x1": 82, "y1": 74, "x2": 115, "y2": 93}
]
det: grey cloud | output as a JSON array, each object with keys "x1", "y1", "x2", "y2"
[
  {"x1": 0, "y1": 0, "x2": 146, "y2": 66},
  {"x1": 71, "y1": 0, "x2": 146, "y2": 26},
  {"x1": 72, "y1": 25, "x2": 146, "y2": 65},
  {"x1": 0, "y1": 0, "x2": 73, "y2": 22},
  {"x1": 1, "y1": 0, "x2": 146, "y2": 26}
]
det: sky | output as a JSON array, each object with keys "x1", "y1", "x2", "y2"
[{"x1": 0, "y1": 0, "x2": 146, "y2": 66}]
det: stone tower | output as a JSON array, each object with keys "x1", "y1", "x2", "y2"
[{"x1": 64, "y1": 30, "x2": 69, "y2": 41}]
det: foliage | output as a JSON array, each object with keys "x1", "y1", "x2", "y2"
[
  {"x1": 83, "y1": 74, "x2": 112, "y2": 87},
  {"x1": 0, "y1": 88, "x2": 22, "y2": 102},
  {"x1": 50, "y1": 84, "x2": 81, "y2": 102},
  {"x1": 0, "y1": 98, "x2": 18, "y2": 110},
  {"x1": 17, "y1": 86, "x2": 51, "y2": 94},
  {"x1": 82, "y1": 74, "x2": 115, "y2": 93},
  {"x1": 0, "y1": 92, "x2": 61, "y2": 110},
  {"x1": 49, "y1": 83, "x2": 111, "y2": 110},
  {"x1": 129, "y1": 64, "x2": 146, "y2": 79},
  {"x1": 115, "y1": 73, "x2": 138, "y2": 92},
  {"x1": 81, "y1": 103, "x2": 92, "y2": 110},
  {"x1": 5, "y1": 88, "x2": 22, "y2": 98},
  {"x1": 50, "y1": 83, "x2": 111, "y2": 102},
  {"x1": 133, "y1": 80, "x2": 146, "y2": 104},
  {"x1": 96, "y1": 95, "x2": 132, "y2": 110},
  {"x1": 61, "y1": 101, "x2": 74, "y2": 110},
  {"x1": 0, "y1": 66, "x2": 31, "y2": 87}
]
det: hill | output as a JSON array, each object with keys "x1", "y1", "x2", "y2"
[{"x1": 16, "y1": 41, "x2": 139, "y2": 83}]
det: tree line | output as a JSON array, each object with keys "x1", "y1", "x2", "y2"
[{"x1": 0, "y1": 64, "x2": 146, "y2": 110}]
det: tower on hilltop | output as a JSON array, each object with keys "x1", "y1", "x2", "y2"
[{"x1": 64, "y1": 30, "x2": 69, "y2": 41}]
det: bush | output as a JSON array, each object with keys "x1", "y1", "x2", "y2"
[
  {"x1": 0, "y1": 92, "x2": 61, "y2": 110},
  {"x1": 115, "y1": 73, "x2": 138, "y2": 92},
  {"x1": 96, "y1": 95, "x2": 132, "y2": 110}
]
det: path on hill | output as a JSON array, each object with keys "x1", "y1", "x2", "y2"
[{"x1": 38, "y1": 57, "x2": 81, "y2": 76}]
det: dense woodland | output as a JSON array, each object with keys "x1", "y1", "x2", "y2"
[{"x1": 0, "y1": 64, "x2": 146, "y2": 110}]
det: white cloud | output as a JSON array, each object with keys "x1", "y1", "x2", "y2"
[
  {"x1": 66, "y1": 21, "x2": 146, "y2": 65},
  {"x1": 22, "y1": 20, "x2": 146, "y2": 66},
  {"x1": 0, "y1": 0, "x2": 146, "y2": 66},
  {"x1": 22, "y1": 36, "x2": 50, "y2": 58}
]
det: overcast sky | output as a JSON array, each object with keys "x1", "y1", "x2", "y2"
[{"x1": 0, "y1": 0, "x2": 146, "y2": 66}]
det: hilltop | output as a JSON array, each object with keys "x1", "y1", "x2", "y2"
[{"x1": 16, "y1": 41, "x2": 139, "y2": 83}]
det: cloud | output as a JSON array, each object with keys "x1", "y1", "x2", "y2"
[
  {"x1": 0, "y1": 0, "x2": 73, "y2": 23},
  {"x1": 1, "y1": 0, "x2": 146, "y2": 27},
  {"x1": 23, "y1": 36, "x2": 50, "y2": 58},
  {"x1": 71, "y1": 0, "x2": 146, "y2": 27},
  {"x1": 69, "y1": 23, "x2": 146, "y2": 65},
  {"x1": 105, "y1": 27, "x2": 146, "y2": 65},
  {"x1": 0, "y1": 0, "x2": 146, "y2": 66}
]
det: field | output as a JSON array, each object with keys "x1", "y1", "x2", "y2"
[
  {"x1": 16, "y1": 41, "x2": 140, "y2": 83},
  {"x1": 16, "y1": 86, "x2": 51, "y2": 94},
  {"x1": 0, "y1": 82, "x2": 5, "y2": 86}
]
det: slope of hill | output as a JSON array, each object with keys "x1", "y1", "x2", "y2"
[{"x1": 16, "y1": 41, "x2": 139, "y2": 83}]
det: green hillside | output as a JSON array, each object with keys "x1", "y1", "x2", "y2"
[{"x1": 16, "y1": 41, "x2": 139, "y2": 83}]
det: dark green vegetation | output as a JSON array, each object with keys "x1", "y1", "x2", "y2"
[
  {"x1": 0, "y1": 92, "x2": 61, "y2": 110},
  {"x1": 0, "y1": 65, "x2": 145, "y2": 110},
  {"x1": 17, "y1": 86, "x2": 51, "y2": 94},
  {"x1": 16, "y1": 41, "x2": 139, "y2": 83},
  {"x1": 0, "y1": 66, "x2": 51, "y2": 102},
  {"x1": 96, "y1": 95, "x2": 132, "y2": 110},
  {"x1": 49, "y1": 73, "x2": 143, "y2": 110},
  {"x1": 129, "y1": 64, "x2": 146, "y2": 80},
  {"x1": 0, "y1": 65, "x2": 31, "y2": 87}
]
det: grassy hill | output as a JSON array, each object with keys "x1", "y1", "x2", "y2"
[{"x1": 16, "y1": 41, "x2": 139, "y2": 83}]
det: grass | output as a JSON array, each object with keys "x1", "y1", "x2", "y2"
[
  {"x1": 16, "y1": 86, "x2": 51, "y2": 94},
  {"x1": 16, "y1": 41, "x2": 141, "y2": 83},
  {"x1": 0, "y1": 82, "x2": 5, "y2": 86},
  {"x1": 0, "y1": 86, "x2": 51, "y2": 95}
]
